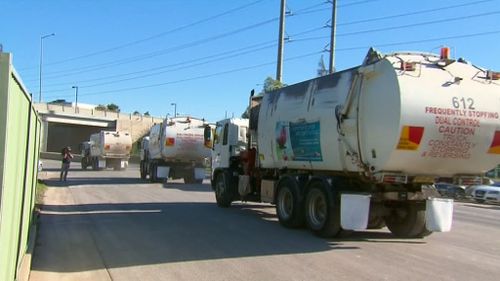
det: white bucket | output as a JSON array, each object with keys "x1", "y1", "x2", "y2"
[
  {"x1": 425, "y1": 198, "x2": 453, "y2": 232},
  {"x1": 157, "y1": 166, "x2": 170, "y2": 179},
  {"x1": 194, "y1": 167, "x2": 206, "y2": 180},
  {"x1": 340, "y1": 194, "x2": 371, "y2": 230}
]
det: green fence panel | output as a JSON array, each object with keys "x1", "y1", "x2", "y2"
[{"x1": 0, "y1": 52, "x2": 41, "y2": 281}]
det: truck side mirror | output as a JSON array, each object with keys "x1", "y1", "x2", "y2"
[{"x1": 203, "y1": 125, "x2": 212, "y2": 148}]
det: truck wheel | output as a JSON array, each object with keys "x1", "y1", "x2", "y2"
[
  {"x1": 81, "y1": 158, "x2": 87, "y2": 170},
  {"x1": 92, "y1": 157, "x2": 98, "y2": 170},
  {"x1": 149, "y1": 163, "x2": 157, "y2": 183},
  {"x1": 305, "y1": 180, "x2": 341, "y2": 238},
  {"x1": 276, "y1": 176, "x2": 304, "y2": 228},
  {"x1": 184, "y1": 174, "x2": 195, "y2": 184},
  {"x1": 384, "y1": 202, "x2": 432, "y2": 238},
  {"x1": 367, "y1": 216, "x2": 386, "y2": 229},
  {"x1": 140, "y1": 161, "x2": 147, "y2": 179},
  {"x1": 215, "y1": 171, "x2": 233, "y2": 207}
]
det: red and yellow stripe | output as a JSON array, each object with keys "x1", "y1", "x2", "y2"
[
  {"x1": 397, "y1": 126, "x2": 424, "y2": 151},
  {"x1": 488, "y1": 131, "x2": 500, "y2": 154}
]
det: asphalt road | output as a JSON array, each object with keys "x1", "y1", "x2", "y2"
[{"x1": 30, "y1": 160, "x2": 500, "y2": 281}]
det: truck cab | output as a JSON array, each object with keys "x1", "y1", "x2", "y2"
[{"x1": 210, "y1": 118, "x2": 249, "y2": 176}]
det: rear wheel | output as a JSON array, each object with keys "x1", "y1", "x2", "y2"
[
  {"x1": 91, "y1": 157, "x2": 99, "y2": 170},
  {"x1": 367, "y1": 215, "x2": 386, "y2": 229},
  {"x1": 305, "y1": 180, "x2": 341, "y2": 238},
  {"x1": 215, "y1": 171, "x2": 234, "y2": 207},
  {"x1": 140, "y1": 161, "x2": 147, "y2": 179},
  {"x1": 384, "y1": 202, "x2": 432, "y2": 238},
  {"x1": 184, "y1": 174, "x2": 202, "y2": 184},
  {"x1": 276, "y1": 176, "x2": 304, "y2": 228},
  {"x1": 149, "y1": 163, "x2": 158, "y2": 183}
]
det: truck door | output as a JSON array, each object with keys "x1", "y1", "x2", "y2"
[{"x1": 212, "y1": 122, "x2": 230, "y2": 170}]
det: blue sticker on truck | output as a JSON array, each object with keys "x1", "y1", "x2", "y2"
[{"x1": 275, "y1": 121, "x2": 322, "y2": 161}]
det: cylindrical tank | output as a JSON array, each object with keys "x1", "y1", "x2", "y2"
[
  {"x1": 150, "y1": 116, "x2": 211, "y2": 162},
  {"x1": 90, "y1": 131, "x2": 132, "y2": 158},
  {"x1": 257, "y1": 52, "x2": 500, "y2": 177}
]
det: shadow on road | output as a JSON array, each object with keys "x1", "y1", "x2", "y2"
[
  {"x1": 44, "y1": 177, "x2": 150, "y2": 186},
  {"x1": 32, "y1": 200, "x2": 366, "y2": 273},
  {"x1": 162, "y1": 182, "x2": 213, "y2": 192}
]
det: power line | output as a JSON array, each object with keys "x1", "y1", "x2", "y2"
[
  {"x1": 338, "y1": 0, "x2": 494, "y2": 26},
  {"x1": 292, "y1": 10, "x2": 500, "y2": 41},
  {"x1": 38, "y1": 7, "x2": 499, "y2": 88},
  {"x1": 44, "y1": 29, "x2": 500, "y2": 100},
  {"x1": 36, "y1": 17, "x2": 279, "y2": 79},
  {"x1": 19, "y1": 0, "x2": 268, "y2": 71},
  {"x1": 42, "y1": 41, "x2": 278, "y2": 87},
  {"x1": 45, "y1": 51, "x2": 322, "y2": 100},
  {"x1": 43, "y1": 43, "x2": 277, "y2": 92},
  {"x1": 41, "y1": 25, "x2": 328, "y2": 88},
  {"x1": 293, "y1": 0, "x2": 381, "y2": 16},
  {"x1": 336, "y1": 29, "x2": 500, "y2": 51}
]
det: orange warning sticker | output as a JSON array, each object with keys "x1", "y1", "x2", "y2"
[
  {"x1": 488, "y1": 131, "x2": 500, "y2": 154},
  {"x1": 397, "y1": 126, "x2": 424, "y2": 150}
]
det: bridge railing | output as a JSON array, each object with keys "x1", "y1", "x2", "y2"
[{"x1": 34, "y1": 103, "x2": 164, "y2": 123}]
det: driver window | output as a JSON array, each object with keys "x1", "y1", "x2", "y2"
[{"x1": 222, "y1": 123, "x2": 229, "y2": 145}]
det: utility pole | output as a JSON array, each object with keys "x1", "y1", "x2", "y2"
[
  {"x1": 39, "y1": 33, "x2": 55, "y2": 103},
  {"x1": 72, "y1": 86, "x2": 78, "y2": 113},
  {"x1": 171, "y1": 103, "x2": 177, "y2": 117},
  {"x1": 329, "y1": 0, "x2": 337, "y2": 74},
  {"x1": 276, "y1": 0, "x2": 286, "y2": 82}
]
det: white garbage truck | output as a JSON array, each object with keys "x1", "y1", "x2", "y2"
[
  {"x1": 80, "y1": 130, "x2": 132, "y2": 170},
  {"x1": 140, "y1": 116, "x2": 212, "y2": 184},
  {"x1": 206, "y1": 48, "x2": 500, "y2": 238}
]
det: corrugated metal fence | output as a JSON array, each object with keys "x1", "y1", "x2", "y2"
[{"x1": 0, "y1": 52, "x2": 42, "y2": 281}]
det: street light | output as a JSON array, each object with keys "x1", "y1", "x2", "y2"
[
  {"x1": 39, "y1": 33, "x2": 55, "y2": 103},
  {"x1": 171, "y1": 103, "x2": 177, "y2": 117},
  {"x1": 72, "y1": 86, "x2": 78, "y2": 113}
]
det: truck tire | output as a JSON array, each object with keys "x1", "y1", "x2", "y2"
[
  {"x1": 92, "y1": 157, "x2": 99, "y2": 170},
  {"x1": 81, "y1": 158, "x2": 87, "y2": 170},
  {"x1": 305, "y1": 180, "x2": 341, "y2": 238},
  {"x1": 384, "y1": 202, "x2": 432, "y2": 238},
  {"x1": 367, "y1": 216, "x2": 386, "y2": 229},
  {"x1": 184, "y1": 174, "x2": 196, "y2": 184},
  {"x1": 149, "y1": 163, "x2": 157, "y2": 183},
  {"x1": 215, "y1": 170, "x2": 234, "y2": 207},
  {"x1": 276, "y1": 176, "x2": 304, "y2": 228},
  {"x1": 140, "y1": 161, "x2": 147, "y2": 179}
]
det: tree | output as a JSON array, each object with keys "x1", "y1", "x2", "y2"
[
  {"x1": 106, "y1": 103, "x2": 120, "y2": 112},
  {"x1": 49, "y1": 99, "x2": 68, "y2": 104},
  {"x1": 133, "y1": 111, "x2": 141, "y2": 115},
  {"x1": 317, "y1": 55, "x2": 328, "y2": 77},
  {"x1": 242, "y1": 77, "x2": 286, "y2": 118},
  {"x1": 95, "y1": 104, "x2": 106, "y2": 111},
  {"x1": 144, "y1": 111, "x2": 150, "y2": 116},
  {"x1": 260, "y1": 76, "x2": 285, "y2": 94}
]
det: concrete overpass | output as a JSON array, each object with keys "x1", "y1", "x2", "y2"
[{"x1": 34, "y1": 103, "x2": 163, "y2": 154}]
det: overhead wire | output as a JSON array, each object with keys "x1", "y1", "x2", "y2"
[
  {"x1": 18, "y1": 0, "x2": 268, "y2": 71},
  {"x1": 35, "y1": 17, "x2": 279, "y2": 79},
  {"x1": 45, "y1": 50, "x2": 324, "y2": 100},
  {"x1": 43, "y1": 28, "x2": 500, "y2": 100},
  {"x1": 292, "y1": 10, "x2": 500, "y2": 41}
]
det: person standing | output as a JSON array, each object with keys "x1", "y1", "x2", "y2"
[{"x1": 60, "y1": 147, "x2": 73, "y2": 181}]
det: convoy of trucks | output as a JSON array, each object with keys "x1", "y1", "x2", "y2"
[
  {"x1": 80, "y1": 130, "x2": 132, "y2": 170},
  {"x1": 204, "y1": 49, "x2": 500, "y2": 238},
  {"x1": 38, "y1": 47, "x2": 499, "y2": 239},
  {"x1": 139, "y1": 116, "x2": 212, "y2": 184}
]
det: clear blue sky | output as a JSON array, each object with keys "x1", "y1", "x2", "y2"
[{"x1": 1, "y1": 0, "x2": 499, "y2": 122}]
